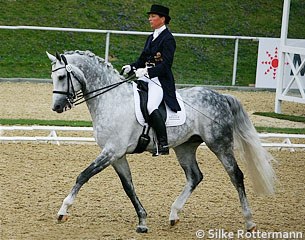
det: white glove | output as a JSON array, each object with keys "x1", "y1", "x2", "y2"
[
  {"x1": 121, "y1": 65, "x2": 132, "y2": 75},
  {"x1": 135, "y1": 68, "x2": 149, "y2": 78}
]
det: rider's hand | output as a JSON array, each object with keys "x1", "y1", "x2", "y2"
[
  {"x1": 135, "y1": 68, "x2": 148, "y2": 78},
  {"x1": 121, "y1": 65, "x2": 132, "y2": 75}
]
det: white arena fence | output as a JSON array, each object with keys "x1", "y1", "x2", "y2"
[{"x1": 1, "y1": 125, "x2": 305, "y2": 151}]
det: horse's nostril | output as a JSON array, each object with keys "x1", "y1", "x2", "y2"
[{"x1": 53, "y1": 105, "x2": 61, "y2": 111}]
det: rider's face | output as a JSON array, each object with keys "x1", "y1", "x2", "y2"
[{"x1": 148, "y1": 14, "x2": 165, "y2": 30}]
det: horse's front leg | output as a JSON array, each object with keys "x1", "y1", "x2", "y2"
[
  {"x1": 112, "y1": 155, "x2": 148, "y2": 233},
  {"x1": 57, "y1": 148, "x2": 114, "y2": 222}
]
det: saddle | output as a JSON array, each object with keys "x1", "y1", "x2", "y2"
[
  {"x1": 132, "y1": 80, "x2": 186, "y2": 154},
  {"x1": 133, "y1": 81, "x2": 186, "y2": 127}
]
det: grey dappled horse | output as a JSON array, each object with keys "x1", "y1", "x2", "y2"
[{"x1": 47, "y1": 50, "x2": 276, "y2": 233}]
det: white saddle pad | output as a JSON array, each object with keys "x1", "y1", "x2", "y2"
[{"x1": 133, "y1": 82, "x2": 186, "y2": 127}]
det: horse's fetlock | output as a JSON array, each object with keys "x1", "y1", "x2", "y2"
[
  {"x1": 63, "y1": 195, "x2": 74, "y2": 206},
  {"x1": 138, "y1": 209, "x2": 147, "y2": 219}
]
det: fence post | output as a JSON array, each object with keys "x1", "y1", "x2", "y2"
[
  {"x1": 232, "y1": 38, "x2": 239, "y2": 86},
  {"x1": 275, "y1": 0, "x2": 291, "y2": 113},
  {"x1": 105, "y1": 31, "x2": 110, "y2": 63}
]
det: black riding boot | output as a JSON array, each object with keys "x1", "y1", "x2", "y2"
[{"x1": 149, "y1": 109, "x2": 169, "y2": 156}]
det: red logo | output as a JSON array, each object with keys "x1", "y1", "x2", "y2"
[
  {"x1": 261, "y1": 47, "x2": 289, "y2": 80},
  {"x1": 261, "y1": 47, "x2": 279, "y2": 80}
]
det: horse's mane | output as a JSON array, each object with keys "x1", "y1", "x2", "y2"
[{"x1": 64, "y1": 50, "x2": 121, "y2": 76}]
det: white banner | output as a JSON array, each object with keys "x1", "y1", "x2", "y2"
[{"x1": 255, "y1": 38, "x2": 305, "y2": 89}]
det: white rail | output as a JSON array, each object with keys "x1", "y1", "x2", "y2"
[{"x1": 0, "y1": 125, "x2": 304, "y2": 150}]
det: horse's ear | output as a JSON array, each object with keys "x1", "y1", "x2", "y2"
[
  {"x1": 55, "y1": 51, "x2": 62, "y2": 62},
  {"x1": 46, "y1": 51, "x2": 57, "y2": 62}
]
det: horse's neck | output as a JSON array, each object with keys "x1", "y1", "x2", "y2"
[
  {"x1": 84, "y1": 66, "x2": 117, "y2": 92},
  {"x1": 84, "y1": 66, "x2": 132, "y2": 124}
]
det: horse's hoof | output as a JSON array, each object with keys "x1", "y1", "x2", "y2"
[
  {"x1": 170, "y1": 219, "x2": 180, "y2": 226},
  {"x1": 57, "y1": 215, "x2": 69, "y2": 223},
  {"x1": 247, "y1": 225, "x2": 257, "y2": 232},
  {"x1": 136, "y1": 225, "x2": 148, "y2": 233}
]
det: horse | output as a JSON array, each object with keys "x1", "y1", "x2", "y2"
[{"x1": 46, "y1": 50, "x2": 276, "y2": 233}]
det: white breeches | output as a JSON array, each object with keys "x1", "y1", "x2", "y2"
[{"x1": 138, "y1": 76, "x2": 163, "y2": 115}]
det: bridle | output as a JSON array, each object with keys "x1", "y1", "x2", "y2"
[
  {"x1": 52, "y1": 54, "x2": 132, "y2": 106},
  {"x1": 52, "y1": 54, "x2": 84, "y2": 106}
]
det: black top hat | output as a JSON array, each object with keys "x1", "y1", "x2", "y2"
[{"x1": 147, "y1": 4, "x2": 171, "y2": 24}]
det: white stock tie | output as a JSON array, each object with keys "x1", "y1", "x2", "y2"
[{"x1": 153, "y1": 31, "x2": 158, "y2": 41}]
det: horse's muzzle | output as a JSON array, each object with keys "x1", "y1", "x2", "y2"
[
  {"x1": 52, "y1": 104, "x2": 64, "y2": 113},
  {"x1": 52, "y1": 97, "x2": 72, "y2": 113},
  {"x1": 53, "y1": 101, "x2": 74, "y2": 113}
]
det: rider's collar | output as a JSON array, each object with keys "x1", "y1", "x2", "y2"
[{"x1": 153, "y1": 25, "x2": 166, "y2": 40}]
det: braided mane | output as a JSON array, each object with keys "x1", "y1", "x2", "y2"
[{"x1": 63, "y1": 50, "x2": 120, "y2": 75}]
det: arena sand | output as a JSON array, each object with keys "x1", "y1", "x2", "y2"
[{"x1": 0, "y1": 82, "x2": 304, "y2": 239}]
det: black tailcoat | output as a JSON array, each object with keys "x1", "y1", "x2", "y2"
[{"x1": 131, "y1": 28, "x2": 181, "y2": 112}]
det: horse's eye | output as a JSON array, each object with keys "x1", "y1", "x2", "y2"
[{"x1": 58, "y1": 75, "x2": 65, "y2": 81}]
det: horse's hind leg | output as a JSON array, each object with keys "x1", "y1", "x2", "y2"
[
  {"x1": 112, "y1": 155, "x2": 148, "y2": 233},
  {"x1": 214, "y1": 148, "x2": 256, "y2": 231},
  {"x1": 170, "y1": 141, "x2": 203, "y2": 226}
]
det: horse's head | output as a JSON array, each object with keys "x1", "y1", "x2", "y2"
[{"x1": 46, "y1": 51, "x2": 86, "y2": 113}]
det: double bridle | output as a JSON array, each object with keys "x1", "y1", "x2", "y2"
[
  {"x1": 52, "y1": 55, "x2": 83, "y2": 105},
  {"x1": 52, "y1": 55, "x2": 132, "y2": 106}
]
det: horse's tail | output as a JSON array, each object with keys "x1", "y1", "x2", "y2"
[{"x1": 224, "y1": 94, "x2": 277, "y2": 195}]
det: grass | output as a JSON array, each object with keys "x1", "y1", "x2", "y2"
[
  {"x1": 253, "y1": 112, "x2": 305, "y2": 133},
  {"x1": 0, "y1": 0, "x2": 304, "y2": 85},
  {"x1": 1, "y1": 118, "x2": 304, "y2": 134},
  {"x1": 253, "y1": 112, "x2": 305, "y2": 134},
  {"x1": 0, "y1": 118, "x2": 92, "y2": 127},
  {"x1": 254, "y1": 112, "x2": 305, "y2": 123},
  {"x1": 255, "y1": 127, "x2": 305, "y2": 134}
]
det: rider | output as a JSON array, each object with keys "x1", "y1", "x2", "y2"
[{"x1": 122, "y1": 4, "x2": 181, "y2": 156}]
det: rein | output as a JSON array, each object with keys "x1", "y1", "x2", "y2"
[
  {"x1": 52, "y1": 55, "x2": 133, "y2": 106},
  {"x1": 73, "y1": 77, "x2": 131, "y2": 106}
]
